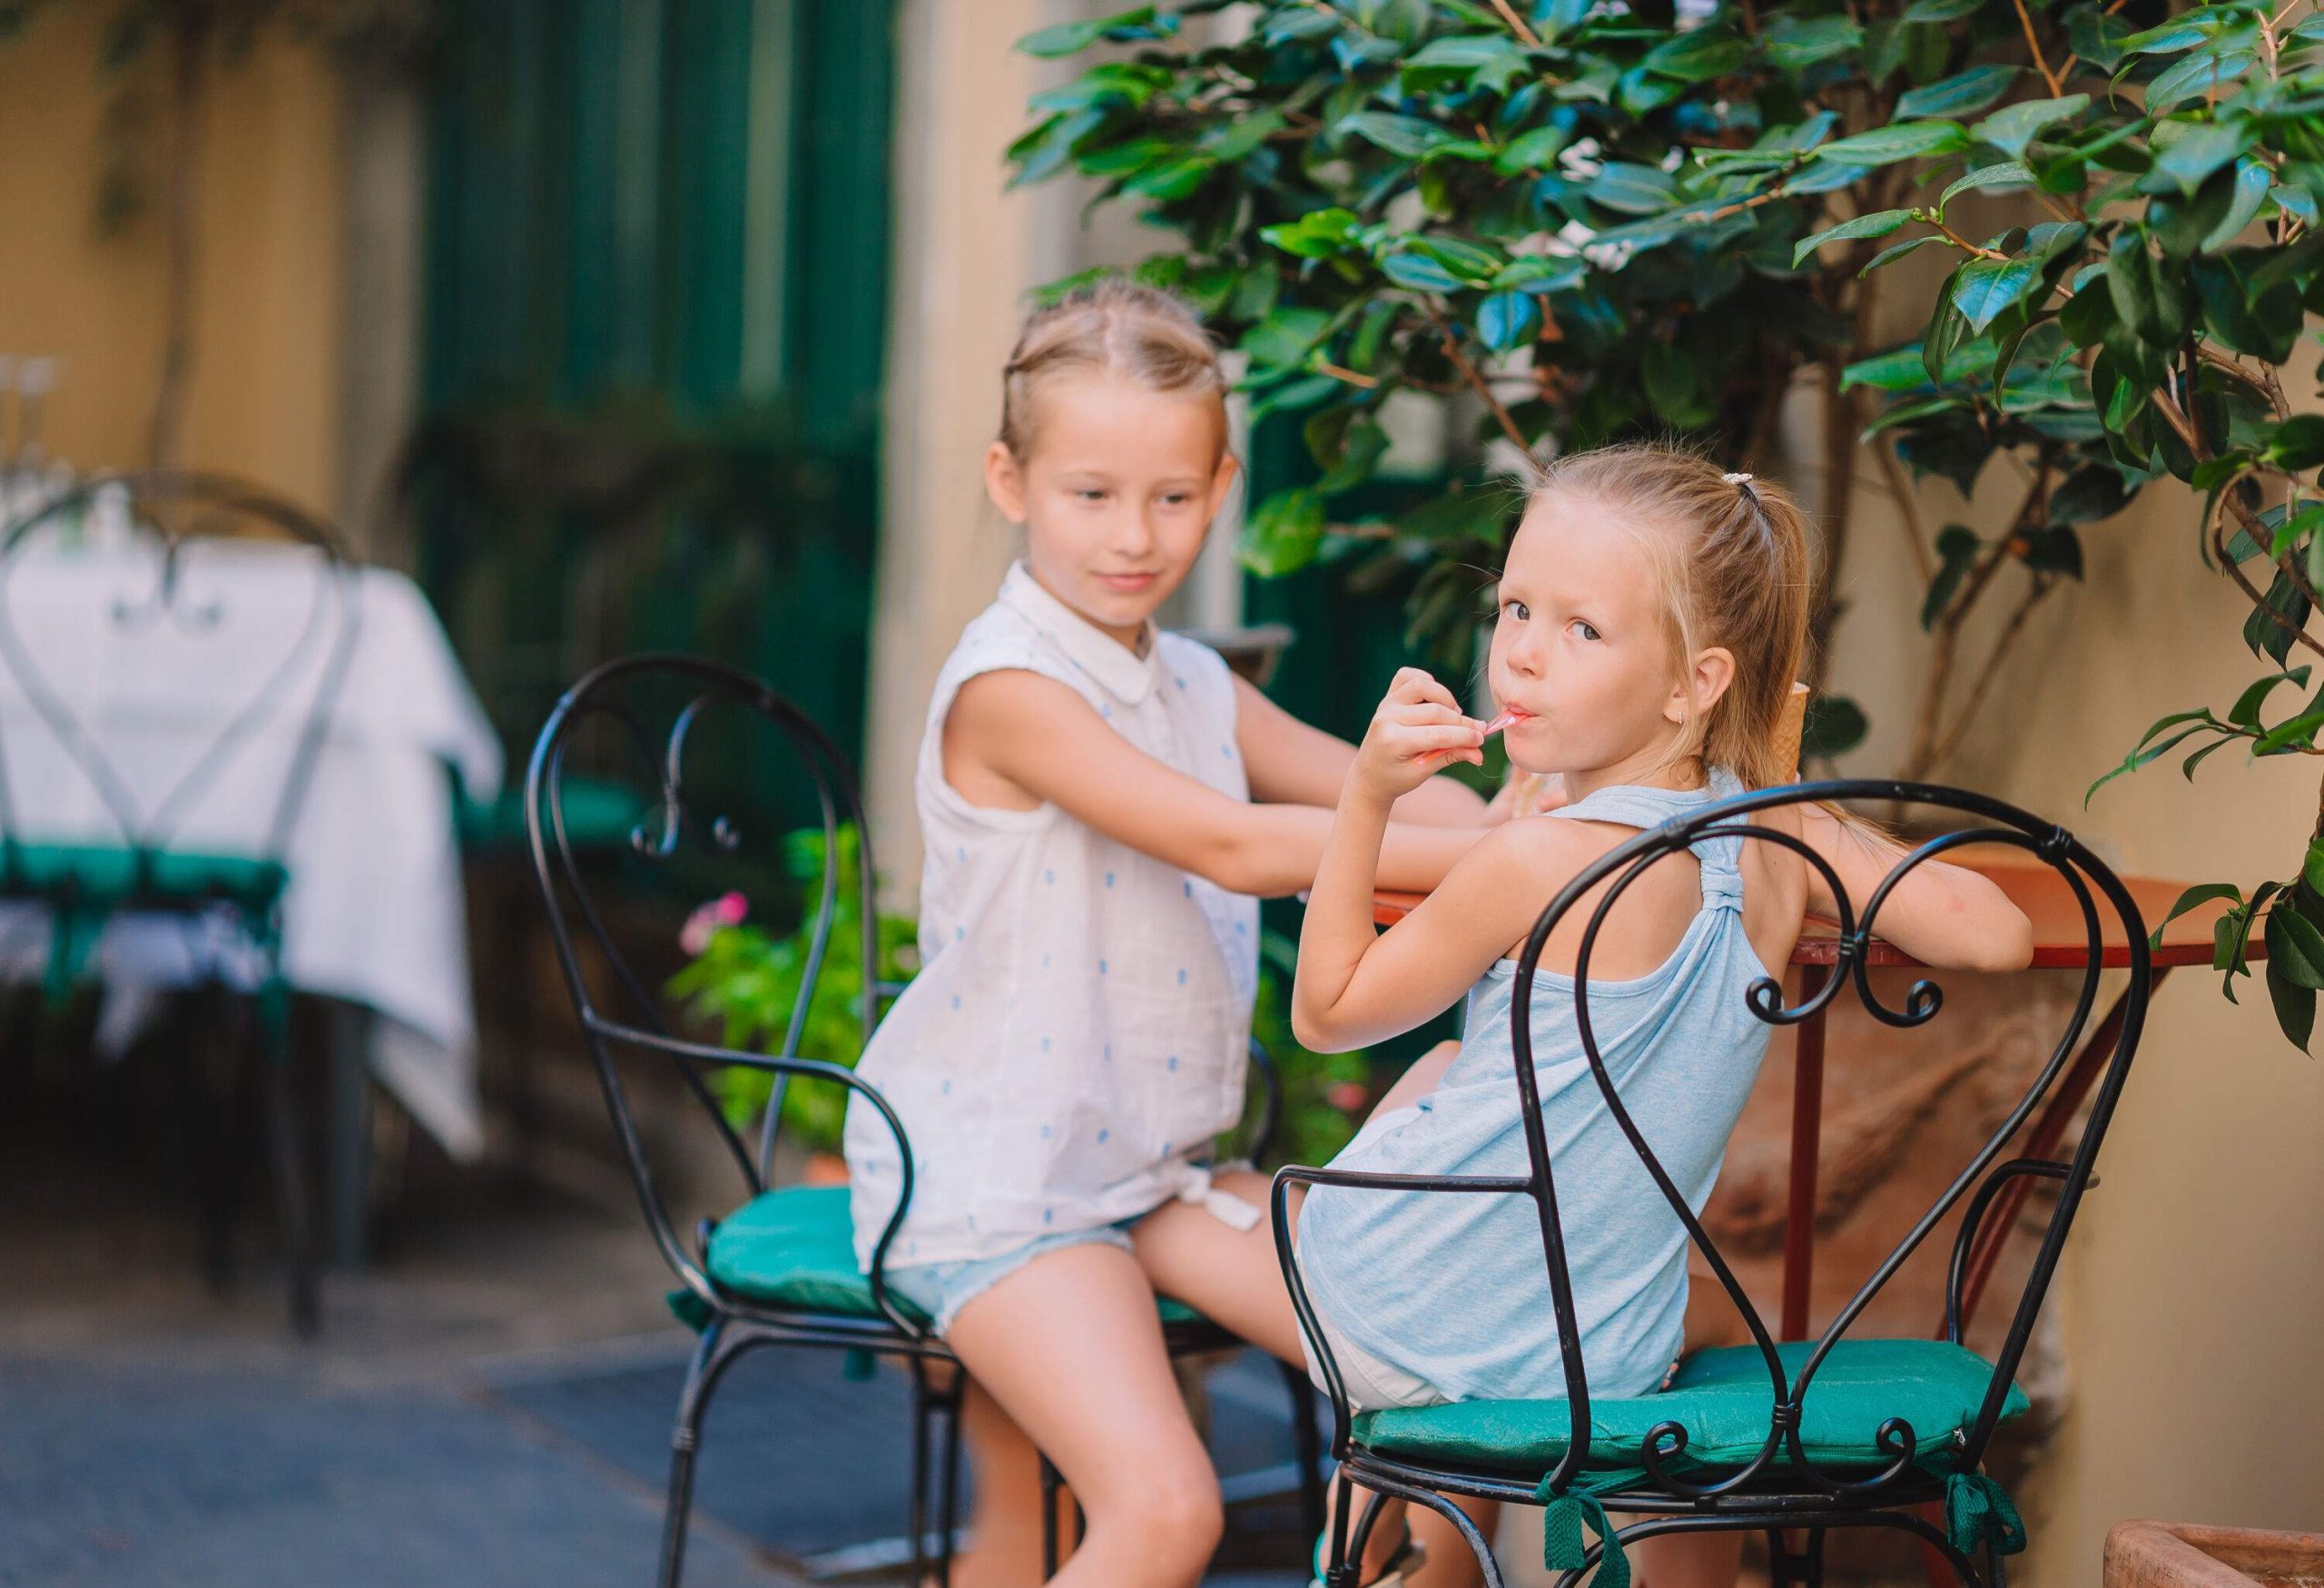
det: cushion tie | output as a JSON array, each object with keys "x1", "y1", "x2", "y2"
[
  {"x1": 1537, "y1": 1469, "x2": 1645, "y2": 1588},
  {"x1": 1945, "y1": 1470, "x2": 2026, "y2": 1559}
]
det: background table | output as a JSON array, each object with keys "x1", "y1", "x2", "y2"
[
  {"x1": 0, "y1": 541, "x2": 503, "y2": 1166},
  {"x1": 1374, "y1": 848, "x2": 2244, "y2": 1342}
]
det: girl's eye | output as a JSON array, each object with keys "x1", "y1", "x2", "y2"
[
  {"x1": 1569, "y1": 618, "x2": 1601, "y2": 642},
  {"x1": 1077, "y1": 488, "x2": 1108, "y2": 503},
  {"x1": 1160, "y1": 493, "x2": 1191, "y2": 507},
  {"x1": 1502, "y1": 599, "x2": 1531, "y2": 622}
]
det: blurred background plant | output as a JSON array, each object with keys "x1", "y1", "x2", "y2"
[
  {"x1": 666, "y1": 824, "x2": 917, "y2": 1158},
  {"x1": 1017, "y1": 0, "x2": 2324, "y2": 1052}
]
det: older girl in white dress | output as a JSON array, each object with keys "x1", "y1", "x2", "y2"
[{"x1": 842, "y1": 280, "x2": 1494, "y2": 1588}]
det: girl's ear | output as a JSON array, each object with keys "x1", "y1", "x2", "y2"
[
  {"x1": 1665, "y1": 646, "x2": 1738, "y2": 725},
  {"x1": 1206, "y1": 449, "x2": 1242, "y2": 518},
  {"x1": 985, "y1": 440, "x2": 1029, "y2": 523}
]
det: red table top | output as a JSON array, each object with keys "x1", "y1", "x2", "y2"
[{"x1": 1371, "y1": 845, "x2": 2247, "y2": 972}]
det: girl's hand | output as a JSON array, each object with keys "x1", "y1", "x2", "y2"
[{"x1": 1350, "y1": 668, "x2": 1484, "y2": 806}]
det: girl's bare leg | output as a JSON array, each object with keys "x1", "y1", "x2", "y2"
[
  {"x1": 942, "y1": 1240, "x2": 1225, "y2": 1588},
  {"x1": 936, "y1": 1373, "x2": 1049, "y2": 1588},
  {"x1": 1135, "y1": 1041, "x2": 1497, "y2": 1586}
]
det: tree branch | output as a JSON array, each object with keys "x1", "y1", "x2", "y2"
[
  {"x1": 1873, "y1": 439, "x2": 1937, "y2": 583},
  {"x1": 1488, "y1": 0, "x2": 1544, "y2": 47},
  {"x1": 2011, "y1": 0, "x2": 2068, "y2": 97},
  {"x1": 1928, "y1": 575, "x2": 2057, "y2": 768},
  {"x1": 1427, "y1": 305, "x2": 1535, "y2": 458}
]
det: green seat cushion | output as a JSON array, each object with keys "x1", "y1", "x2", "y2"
[
  {"x1": 459, "y1": 776, "x2": 643, "y2": 853},
  {"x1": 1352, "y1": 1339, "x2": 2027, "y2": 1476},
  {"x1": 704, "y1": 1185, "x2": 1203, "y2": 1328},
  {"x1": 2, "y1": 840, "x2": 287, "y2": 911}
]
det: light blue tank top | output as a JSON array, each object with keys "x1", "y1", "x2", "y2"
[{"x1": 1297, "y1": 770, "x2": 1774, "y2": 1403}]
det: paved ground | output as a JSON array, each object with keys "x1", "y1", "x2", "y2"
[{"x1": 0, "y1": 1066, "x2": 1318, "y2": 1588}]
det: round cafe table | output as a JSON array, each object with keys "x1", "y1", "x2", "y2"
[{"x1": 1373, "y1": 848, "x2": 2250, "y2": 1344}]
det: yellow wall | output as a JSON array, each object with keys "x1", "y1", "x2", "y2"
[
  {"x1": 0, "y1": 9, "x2": 343, "y2": 506},
  {"x1": 1827, "y1": 403, "x2": 2324, "y2": 1578}
]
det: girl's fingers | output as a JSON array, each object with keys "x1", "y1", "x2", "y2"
[{"x1": 1386, "y1": 666, "x2": 1462, "y2": 714}]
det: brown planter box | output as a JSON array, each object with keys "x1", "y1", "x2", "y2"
[{"x1": 2105, "y1": 1522, "x2": 2324, "y2": 1588}]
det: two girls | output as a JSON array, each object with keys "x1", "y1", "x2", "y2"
[{"x1": 847, "y1": 279, "x2": 2035, "y2": 1588}]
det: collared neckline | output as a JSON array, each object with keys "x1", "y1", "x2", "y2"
[{"x1": 998, "y1": 561, "x2": 1159, "y2": 705}]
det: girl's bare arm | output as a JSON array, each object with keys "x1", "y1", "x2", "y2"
[
  {"x1": 1792, "y1": 804, "x2": 2034, "y2": 972},
  {"x1": 950, "y1": 670, "x2": 1486, "y2": 897}
]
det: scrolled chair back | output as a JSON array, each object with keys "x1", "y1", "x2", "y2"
[{"x1": 523, "y1": 653, "x2": 923, "y2": 1336}]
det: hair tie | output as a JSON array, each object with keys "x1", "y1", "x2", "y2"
[{"x1": 1723, "y1": 471, "x2": 1754, "y2": 486}]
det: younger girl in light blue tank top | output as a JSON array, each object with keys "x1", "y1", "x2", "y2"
[
  {"x1": 1298, "y1": 768, "x2": 1774, "y2": 1405},
  {"x1": 1278, "y1": 446, "x2": 2033, "y2": 1588}
]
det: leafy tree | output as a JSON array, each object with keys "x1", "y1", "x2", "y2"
[{"x1": 1015, "y1": 0, "x2": 2324, "y2": 1050}]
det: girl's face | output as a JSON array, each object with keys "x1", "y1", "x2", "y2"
[
  {"x1": 985, "y1": 373, "x2": 1239, "y2": 647},
  {"x1": 1487, "y1": 489, "x2": 1732, "y2": 786}
]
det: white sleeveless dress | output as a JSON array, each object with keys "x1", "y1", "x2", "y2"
[{"x1": 844, "y1": 563, "x2": 1262, "y2": 1274}]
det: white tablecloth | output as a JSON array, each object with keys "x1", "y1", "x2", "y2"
[{"x1": 0, "y1": 541, "x2": 502, "y2": 1159}]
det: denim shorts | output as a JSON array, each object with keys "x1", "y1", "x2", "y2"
[{"x1": 884, "y1": 1214, "x2": 1147, "y2": 1336}]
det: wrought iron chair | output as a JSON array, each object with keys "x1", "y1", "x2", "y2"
[
  {"x1": 1275, "y1": 781, "x2": 2147, "y2": 1588},
  {"x1": 0, "y1": 469, "x2": 359, "y2": 1335},
  {"x1": 524, "y1": 654, "x2": 1324, "y2": 1588}
]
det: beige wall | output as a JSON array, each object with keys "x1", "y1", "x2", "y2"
[
  {"x1": 869, "y1": 0, "x2": 1091, "y2": 898},
  {"x1": 1825, "y1": 383, "x2": 2324, "y2": 1576},
  {"x1": 0, "y1": 10, "x2": 344, "y2": 508}
]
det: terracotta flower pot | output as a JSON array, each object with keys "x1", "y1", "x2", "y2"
[
  {"x1": 2104, "y1": 1522, "x2": 2324, "y2": 1588},
  {"x1": 801, "y1": 1149, "x2": 851, "y2": 1188}
]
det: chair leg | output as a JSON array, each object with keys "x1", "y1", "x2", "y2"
[
  {"x1": 935, "y1": 1371, "x2": 966, "y2": 1588},
  {"x1": 1040, "y1": 1454, "x2": 1062, "y2": 1581},
  {"x1": 253, "y1": 988, "x2": 318, "y2": 1337},
  {"x1": 907, "y1": 1358, "x2": 937, "y2": 1588},
  {"x1": 658, "y1": 1321, "x2": 753, "y2": 1588},
  {"x1": 1276, "y1": 1356, "x2": 1327, "y2": 1545}
]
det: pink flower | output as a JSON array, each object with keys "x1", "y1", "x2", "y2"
[{"x1": 680, "y1": 893, "x2": 749, "y2": 956}]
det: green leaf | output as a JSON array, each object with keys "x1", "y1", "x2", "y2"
[
  {"x1": 1380, "y1": 249, "x2": 1464, "y2": 291},
  {"x1": 1240, "y1": 487, "x2": 1326, "y2": 577},
  {"x1": 1018, "y1": 5, "x2": 1172, "y2": 57},
  {"x1": 1494, "y1": 123, "x2": 1572, "y2": 174},
  {"x1": 1241, "y1": 305, "x2": 1334, "y2": 370},
  {"x1": 1816, "y1": 121, "x2": 1971, "y2": 167},
  {"x1": 1896, "y1": 64, "x2": 2023, "y2": 120},
  {"x1": 2306, "y1": 843, "x2": 2324, "y2": 898},
  {"x1": 1261, "y1": 8, "x2": 1341, "y2": 44},
  {"x1": 2148, "y1": 882, "x2": 2243, "y2": 949},
  {"x1": 2152, "y1": 121, "x2": 2250, "y2": 198},
  {"x1": 2268, "y1": 902, "x2": 2324, "y2": 989},
  {"x1": 1640, "y1": 25, "x2": 1749, "y2": 83},
  {"x1": 1941, "y1": 163, "x2": 2034, "y2": 210},
  {"x1": 1260, "y1": 207, "x2": 1363, "y2": 260},
  {"x1": 2270, "y1": 414, "x2": 2324, "y2": 470},
  {"x1": 1587, "y1": 162, "x2": 1679, "y2": 213},
  {"x1": 1922, "y1": 524, "x2": 1981, "y2": 628},
  {"x1": 2145, "y1": 51, "x2": 2253, "y2": 112},
  {"x1": 2117, "y1": 18, "x2": 2215, "y2": 54},
  {"x1": 1476, "y1": 291, "x2": 1542, "y2": 351},
  {"x1": 1341, "y1": 112, "x2": 1459, "y2": 159},
  {"x1": 1793, "y1": 209, "x2": 1915, "y2": 266},
  {"x1": 2229, "y1": 666, "x2": 2311, "y2": 727},
  {"x1": 2202, "y1": 160, "x2": 2274, "y2": 252},
  {"x1": 1953, "y1": 254, "x2": 2043, "y2": 333},
  {"x1": 1902, "y1": 0, "x2": 1982, "y2": 21},
  {"x1": 2267, "y1": 954, "x2": 2316, "y2": 1050},
  {"x1": 1971, "y1": 95, "x2": 2091, "y2": 161},
  {"x1": 1763, "y1": 14, "x2": 1865, "y2": 69},
  {"x1": 2017, "y1": 524, "x2": 2084, "y2": 577},
  {"x1": 1861, "y1": 235, "x2": 1944, "y2": 275}
]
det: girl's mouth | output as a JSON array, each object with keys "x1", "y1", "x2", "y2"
[
  {"x1": 1095, "y1": 571, "x2": 1160, "y2": 594},
  {"x1": 1483, "y1": 708, "x2": 1534, "y2": 736}
]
